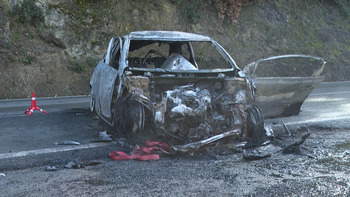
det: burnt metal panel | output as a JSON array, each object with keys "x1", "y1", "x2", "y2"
[{"x1": 91, "y1": 62, "x2": 118, "y2": 118}]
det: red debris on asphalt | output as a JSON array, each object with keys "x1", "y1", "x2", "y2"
[{"x1": 109, "y1": 140, "x2": 170, "y2": 161}]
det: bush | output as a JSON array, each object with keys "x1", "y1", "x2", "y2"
[
  {"x1": 85, "y1": 57, "x2": 99, "y2": 68},
  {"x1": 181, "y1": 2, "x2": 201, "y2": 24},
  {"x1": 11, "y1": 0, "x2": 44, "y2": 26},
  {"x1": 68, "y1": 59, "x2": 86, "y2": 73},
  {"x1": 318, "y1": 0, "x2": 350, "y2": 16},
  {"x1": 331, "y1": 0, "x2": 350, "y2": 16}
]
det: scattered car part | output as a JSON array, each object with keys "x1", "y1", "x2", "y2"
[
  {"x1": 282, "y1": 121, "x2": 292, "y2": 136},
  {"x1": 64, "y1": 161, "x2": 75, "y2": 169},
  {"x1": 282, "y1": 132, "x2": 311, "y2": 154},
  {"x1": 92, "y1": 131, "x2": 113, "y2": 142},
  {"x1": 64, "y1": 161, "x2": 84, "y2": 169},
  {"x1": 55, "y1": 140, "x2": 80, "y2": 145},
  {"x1": 264, "y1": 125, "x2": 275, "y2": 139},
  {"x1": 243, "y1": 144, "x2": 282, "y2": 160},
  {"x1": 45, "y1": 166, "x2": 58, "y2": 171},
  {"x1": 243, "y1": 148, "x2": 271, "y2": 160},
  {"x1": 170, "y1": 129, "x2": 240, "y2": 154}
]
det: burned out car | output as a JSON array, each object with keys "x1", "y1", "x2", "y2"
[{"x1": 90, "y1": 31, "x2": 266, "y2": 150}]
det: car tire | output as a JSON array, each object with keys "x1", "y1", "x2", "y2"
[
  {"x1": 246, "y1": 104, "x2": 266, "y2": 145},
  {"x1": 126, "y1": 99, "x2": 145, "y2": 133},
  {"x1": 113, "y1": 97, "x2": 145, "y2": 136}
]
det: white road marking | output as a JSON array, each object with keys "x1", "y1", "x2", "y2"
[
  {"x1": 284, "y1": 115, "x2": 350, "y2": 126},
  {"x1": 309, "y1": 91, "x2": 350, "y2": 96},
  {"x1": 0, "y1": 142, "x2": 117, "y2": 160},
  {"x1": 0, "y1": 114, "x2": 28, "y2": 118}
]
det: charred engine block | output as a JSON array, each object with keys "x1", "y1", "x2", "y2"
[{"x1": 154, "y1": 84, "x2": 246, "y2": 144}]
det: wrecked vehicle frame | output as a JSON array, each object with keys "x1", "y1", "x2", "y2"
[{"x1": 90, "y1": 31, "x2": 266, "y2": 152}]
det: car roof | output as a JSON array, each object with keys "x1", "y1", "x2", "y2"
[{"x1": 126, "y1": 31, "x2": 212, "y2": 42}]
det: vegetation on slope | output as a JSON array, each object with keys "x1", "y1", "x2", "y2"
[{"x1": 0, "y1": 0, "x2": 349, "y2": 98}]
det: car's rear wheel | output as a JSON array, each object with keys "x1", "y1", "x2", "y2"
[{"x1": 246, "y1": 104, "x2": 266, "y2": 145}]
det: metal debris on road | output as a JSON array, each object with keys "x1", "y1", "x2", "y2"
[
  {"x1": 92, "y1": 131, "x2": 112, "y2": 142},
  {"x1": 64, "y1": 161, "x2": 75, "y2": 169},
  {"x1": 45, "y1": 166, "x2": 58, "y2": 171},
  {"x1": 243, "y1": 144, "x2": 281, "y2": 160},
  {"x1": 243, "y1": 147, "x2": 271, "y2": 160},
  {"x1": 55, "y1": 140, "x2": 80, "y2": 145},
  {"x1": 170, "y1": 129, "x2": 241, "y2": 154},
  {"x1": 0, "y1": 173, "x2": 5, "y2": 177},
  {"x1": 64, "y1": 161, "x2": 85, "y2": 169},
  {"x1": 264, "y1": 125, "x2": 275, "y2": 139},
  {"x1": 282, "y1": 132, "x2": 311, "y2": 154},
  {"x1": 282, "y1": 121, "x2": 292, "y2": 136}
]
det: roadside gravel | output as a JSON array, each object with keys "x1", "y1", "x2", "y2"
[{"x1": 1, "y1": 127, "x2": 349, "y2": 196}]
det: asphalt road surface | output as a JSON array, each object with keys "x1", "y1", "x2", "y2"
[
  {"x1": 0, "y1": 95, "x2": 119, "y2": 170},
  {"x1": 0, "y1": 82, "x2": 349, "y2": 196}
]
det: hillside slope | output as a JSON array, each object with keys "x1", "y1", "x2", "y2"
[{"x1": 0, "y1": 0, "x2": 349, "y2": 99}]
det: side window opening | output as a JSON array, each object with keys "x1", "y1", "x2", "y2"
[
  {"x1": 181, "y1": 43, "x2": 190, "y2": 60},
  {"x1": 110, "y1": 41, "x2": 120, "y2": 69}
]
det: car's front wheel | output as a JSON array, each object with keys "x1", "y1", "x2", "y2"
[
  {"x1": 246, "y1": 104, "x2": 266, "y2": 145},
  {"x1": 112, "y1": 96, "x2": 145, "y2": 136}
]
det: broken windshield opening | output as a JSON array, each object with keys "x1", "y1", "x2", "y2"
[
  {"x1": 127, "y1": 40, "x2": 232, "y2": 70},
  {"x1": 190, "y1": 42, "x2": 232, "y2": 70}
]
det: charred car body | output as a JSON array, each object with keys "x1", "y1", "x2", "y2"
[{"x1": 90, "y1": 31, "x2": 266, "y2": 150}]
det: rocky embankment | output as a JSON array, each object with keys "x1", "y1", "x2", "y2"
[{"x1": 0, "y1": 0, "x2": 349, "y2": 99}]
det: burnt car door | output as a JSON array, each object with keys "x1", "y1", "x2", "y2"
[{"x1": 90, "y1": 36, "x2": 122, "y2": 120}]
